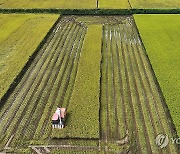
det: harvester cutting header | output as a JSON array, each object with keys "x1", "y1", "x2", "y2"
[{"x1": 52, "y1": 107, "x2": 66, "y2": 129}]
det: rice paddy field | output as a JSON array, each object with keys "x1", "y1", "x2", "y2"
[
  {"x1": 0, "y1": 0, "x2": 96, "y2": 9},
  {"x1": 0, "y1": 0, "x2": 179, "y2": 154},
  {"x1": 130, "y1": 0, "x2": 180, "y2": 9},
  {"x1": 0, "y1": 15, "x2": 179, "y2": 153},
  {"x1": 134, "y1": 14, "x2": 180, "y2": 137},
  {"x1": 0, "y1": 0, "x2": 180, "y2": 9},
  {"x1": 98, "y1": 0, "x2": 130, "y2": 9},
  {"x1": 0, "y1": 14, "x2": 59, "y2": 101}
]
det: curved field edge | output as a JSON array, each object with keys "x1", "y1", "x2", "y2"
[
  {"x1": 51, "y1": 25, "x2": 102, "y2": 139},
  {"x1": 0, "y1": 14, "x2": 59, "y2": 101},
  {"x1": 134, "y1": 14, "x2": 180, "y2": 137}
]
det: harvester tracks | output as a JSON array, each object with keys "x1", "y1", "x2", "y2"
[
  {"x1": 123, "y1": 24, "x2": 152, "y2": 153},
  {"x1": 126, "y1": 23, "x2": 166, "y2": 154},
  {"x1": 104, "y1": 25, "x2": 112, "y2": 142},
  {"x1": 115, "y1": 29, "x2": 129, "y2": 137},
  {"x1": 39, "y1": 26, "x2": 87, "y2": 139},
  {"x1": 101, "y1": 25, "x2": 129, "y2": 144},
  {"x1": 0, "y1": 27, "x2": 66, "y2": 141},
  {"x1": 100, "y1": 16, "x2": 178, "y2": 153},
  {"x1": 110, "y1": 27, "x2": 121, "y2": 140},
  {"x1": 20, "y1": 24, "x2": 80, "y2": 141},
  {"x1": 117, "y1": 24, "x2": 141, "y2": 152}
]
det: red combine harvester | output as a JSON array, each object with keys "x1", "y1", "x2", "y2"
[{"x1": 52, "y1": 107, "x2": 66, "y2": 129}]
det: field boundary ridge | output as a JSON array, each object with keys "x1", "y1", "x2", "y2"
[{"x1": 0, "y1": 9, "x2": 180, "y2": 15}]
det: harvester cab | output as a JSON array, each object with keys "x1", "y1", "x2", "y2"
[{"x1": 52, "y1": 107, "x2": 66, "y2": 129}]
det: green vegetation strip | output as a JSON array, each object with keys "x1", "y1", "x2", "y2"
[
  {"x1": 130, "y1": 0, "x2": 180, "y2": 9},
  {"x1": 99, "y1": 0, "x2": 130, "y2": 9},
  {"x1": 0, "y1": 0, "x2": 96, "y2": 9},
  {"x1": 51, "y1": 25, "x2": 102, "y2": 139},
  {"x1": 134, "y1": 14, "x2": 180, "y2": 136},
  {"x1": 0, "y1": 14, "x2": 59, "y2": 100}
]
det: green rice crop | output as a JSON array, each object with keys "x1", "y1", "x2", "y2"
[
  {"x1": 0, "y1": 14, "x2": 59, "y2": 100},
  {"x1": 130, "y1": 0, "x2": 180, "y2": 9},
  {"x1": 0, "y1": 0, "x2": 96, "y2": 9},
  {"x1": 99, "y1": 0, "x2": 130, "y2": 9}
]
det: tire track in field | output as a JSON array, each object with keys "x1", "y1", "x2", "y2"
[
  {"x1": 130, "y1": 36, "x2": 161, "y2": 153},
  {"x1": 115, "y1": 27, "x2": 129, "y2": 137},
  {"x1": 1, "y1": 26, "x2": 73, "y2": 146},
  {"x1": 107, "y1": 27, "x2": 116, "y2": 141},
  {"x1": 16, "y1": 24, "x2": 80, "y2": 142},
  {"x1": 116, "y1": 24, "x2": 142, "y2": 153},
  {"x1": 58, "y1": 26, "x2": 87, "y2": 110},
  {"x1": 105, "y1": 25, "x2": 112, "y2": 142},
  {"x1": 99, "y1": 25, "x2": 106, "y2": 141},
  {"x1": 101, "y1": 24, "x2": 129, "y2": 144},
  {"x1": 0, "y1": 20, "x2": 65, "y2": 121},
  {"x1": 112, "y1": 17, "x2": 179, "y2": 154},
  {"x1": 122, "y1": 24, "x2": 153, "y2": 153},
  {"x1": 109, "y1": 26, "x2": 121, "y2": 140},
  {"x1": 100, "y1": 25, "x2": 112, "y2": 143},
  {"x1": 0, "y1": 20, "x2": 67, "y2": 119},
  {"x1": 101, "y1": 23, "x2": 131, "y2": 146}
]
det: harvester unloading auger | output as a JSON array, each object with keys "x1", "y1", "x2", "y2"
[{"x1": 52, "y1": 107, "x2": 66, "y2": 129}]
